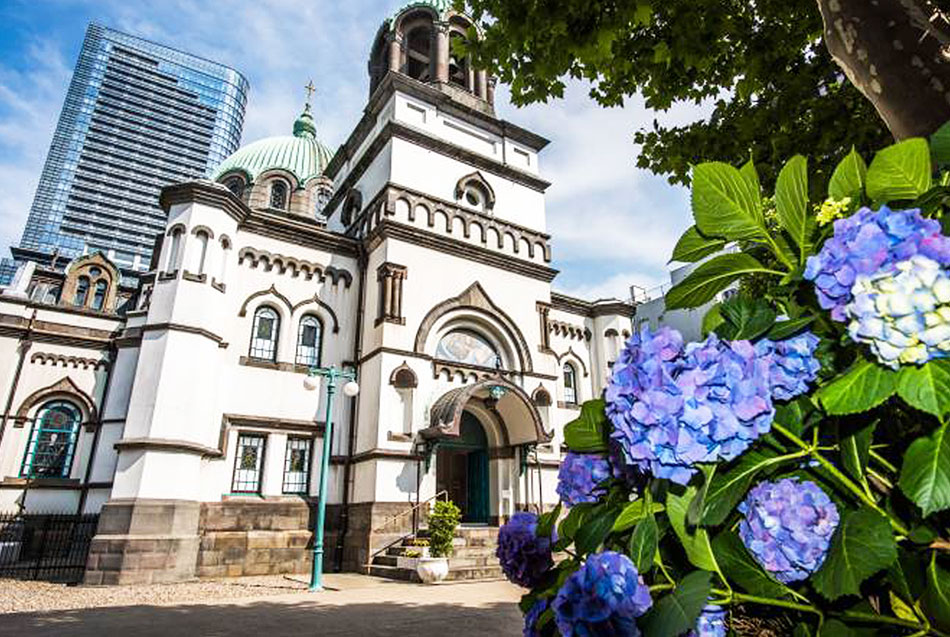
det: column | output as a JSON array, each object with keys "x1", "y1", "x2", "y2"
[{"x1": 434, "y1": 24, "x2": 449, "y2": 83}]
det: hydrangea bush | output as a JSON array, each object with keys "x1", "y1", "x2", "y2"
[{"x1": 501, "y1": 130, "x2": 950, "y2": 636}]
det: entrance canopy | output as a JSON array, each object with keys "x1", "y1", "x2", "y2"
[{"x1": 421, "y1": 378, "x2": 551, "y2": 446}]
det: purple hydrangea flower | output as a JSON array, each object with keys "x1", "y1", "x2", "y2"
[
  {"x1": 552, "y1": 551, "x2": 652, "y2": 636},
  {"x1": 497, "y1": 512, "x2": 556, "y2": 587},
  {"x1": 754, "y1": 332, "x2": 821, "y2": 400},
  {"x1": 688, "y1": 605, "x2": 727, "y2": 637},
  {"x1": 804, "y1": 206, "x2": 950, "y2": 321},
  {"x1": 738, "y1": 478, "x2": 839, "y2": 583},
  {"x1": 557, "y1": 452, "x2": 611, "y2": 507},
  {"x1": 606, "y1": 328, "x2": 774, "y2": 485},
  {"x1": 524, "y1": 598, "x2": 549, "y2": 637}
]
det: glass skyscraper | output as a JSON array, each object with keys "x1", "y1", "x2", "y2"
[{"x1": 1, "y1": 23, "x2": 248, "y2": 282}]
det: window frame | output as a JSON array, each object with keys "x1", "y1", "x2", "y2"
[
  {"x1": 269, "y1": 180, "x2": 289, "y2": 211},
  {"x1": 20, "y1": 400, "x2": 83, "y2": 479},
  {"x1": 73, "y1": 275, "x2": 90, "y2": 307},
  {"x1": 563, "y1": 363, "x2": 578, "y2": 405},
  {"x1": 231, "y1": 433, "x2": 266, "y2": 494},
  {"x1": 91, "y1": 279, "x2": 108, "y2": 310},
  {"x1": 249, "y1": 306, "x2": 280, "y2": 362},
  {"x1": 281, "y1": 436, "x2": 313, "y2": 495},
  {"x1": 295, "y1": 314, "x2": 323, "y2": 368}
]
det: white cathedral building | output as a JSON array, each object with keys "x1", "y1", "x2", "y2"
[{"x1": 0, "y1": 0, "x2": 633, "y2": 584}]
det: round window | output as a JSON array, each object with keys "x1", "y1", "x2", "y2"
[
  {"x1": 465, "y1": 188, "x2": 481, "y2": 207},
  {"x1": 88, "y1": 267, "x2": 102, "y2": 278}
]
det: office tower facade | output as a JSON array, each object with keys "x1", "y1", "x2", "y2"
[{"x1": 1, "y1": 23, "x2": 248, "y2": 282}]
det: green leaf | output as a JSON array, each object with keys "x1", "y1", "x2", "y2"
[
  {"x1": 740, "y1": 156, "x2": 761, "y2": 196},
  {"x1": 564, "y1": 399, "x2": 607, "y2": 452},
  {"x1": 931, "y1": 120, "x2": 950, "y2": 167},
  {"x1": 671, "y1": 225, "x2": 727, "y2": 263},
  {"x1": 712, "y1": 531, "x2": 793, "y2": 599},
  {"x1": 536, "y1": 502, "x2": 561, "y2": 539},
  {"x1": 839, "y1": 420, "x2": 875, "y2": 485},
  {"x1": 687, "y1": 465, "x2": 715, "y2": 526},
  {"x1": 558, "y1": 503, "x2": 594, "y2": 545},
  {"x1": 897, "y1": 360, "x2": 950, "y2": 420},
  {"x1": 612, "y1": 498, "x2": 665, "y2": 533},
  {"x1": 691, "y1": 161, "x2": 764, "y2": 241},
  {"x1": 812, "y1": 507, "x2": 897, "y2": 600},
  {"x1": 700, "y1": 447, "x2": 786, "y2": 526},
  {"x1": 574, "y1": 505, "x2": 620, "y2": 556},
  {"x1": 666, "y1": 253, "x2": 771, "y2": 310},
  {"x1": 765, "y1": 316, "x2": 815, "y2": 340},
  {"x1": 640, "y1": 570, "x2": 713, "y2": 637},
  {"x1": 890, "y1": 591, "x2": 917, "y2": 622},
  {"x1": 899, "y1": 422, "x2": 950, "y2": 516},
  {"x1": 828, "y1": 147, "x2": 868, "y2": 203},
  {"x1": 701, "y1": 303, "x2": 724, "y2": 337},
  {"x1": 667, "y1": 487, "x2": 718, "y2": 572},
  {"x1": 815, "y1": 359, "x2": 898, "y2": 415},
  {"x1": 775, "y1": 155, "x2": 811, "y2": 254},
  {"x1": 866, "y1": 138, "x2": 932, "y2": 202},
  {"x1": 718, "y1": 295, "x2": 776, "y2": 340},
  {"x1": 628, "y1": 512, "x2": 658, "y2": 573},
  {"x1": 922, "y1": 554, "x2": 950, "y2": 630}
]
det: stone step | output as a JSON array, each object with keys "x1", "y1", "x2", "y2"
[
  {"x1": 387, "y1": 544, "x2": 498, "y2": 558},
  {"x1": 445, "y1": 565, "x2": 505, "y2": 582},
  {"x1": 374, "y1": 552, "x2": 499, "y2": 568},
  {"x1": 367, "y1": 563, "x2": 421, "y2": 582}
]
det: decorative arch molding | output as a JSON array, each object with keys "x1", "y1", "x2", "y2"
[
  {"x1": 550, "y1": 319, "x2": 591, "y2": 341},
  {"x1": 216, "y1": 167, "x2": 253, "y2": 185},
  {"x1": 237, "y1": 247, "x2": 353, "y2": 288},
  {"x1": 62, "y1": 251, "x2": 120, "y2": 313},
  {"x1": 531, "y1": 384, "x2": 552, "y2": 407},
  {"x1": 604, "y1": 328, "x2": 619, "y2": 338},
  {"x1": 220, "y1": 234, "x2": 232, "y2": 249},
  {"x1": 166, "y1": 222, "x2": 187, "y2": 237},
  {"x1": 30, "y1": 352, "x2": 109, "y2": 371},
  {"x1": 414, "y1": 282, "x2": 534, "y2": 373},
  {"x1": 389, "y1": 361, "x2": 418, "y2": 388},
  {"x1": 238, "y1": 284, "x2": 293, "y2": 317},
  {"x1": 422, "y1": 377, "x2": 551, "y2": 445},
  {"x1": 190, "y1": 225, "x2": 215, "y2": 239},
  {"x1": 15, "y1": 376, "x2": 97, "y2": 424},
  {"x1": 291, "y1": 294, "x2": 341, "y2": 333},
  {"x1": 556, "y1": 347, "x2": 589, "y2": 377},
  {"x1": 455, "y1": 171, "x2": 496, "y2": 211}
]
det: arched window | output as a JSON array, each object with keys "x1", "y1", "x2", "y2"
[
  {"x1": 563, "y1": 363, "x2": 578, "y2": 405},
  {"x1": 166, "y1": 227, "x2": 183, "y2": 272},
  {"x1": 223, "y1": 176, "x2": 245, "y2": 198},
  {"x1": 448, "y1": 31, "x2": 469, "y2": 88},
  {"x1": 391, "y1": 367, "x2": 418, "y2": 436},
  {"x1": 218, "y1": 236, "x2": 231, "y2": 286},
  {"x1": 315, "y1": 186, "x2": 332, "y2": 219},
  {"x1": 295, "y1": 315, "x2": 322, "y2": 367},
  {"x1": 73, "y1": 276, "x2": 90, "y2": 307},
  {"x1": 436, "y1": 329, "x2": 500, "y2": 368},
  {"x1": 342, "y1": 189, "x2": 363, "y2": 227},
  {"x1": 249, "y1": 306, "x2": 280, "y2": 361},
  {"x1": 406, "y1": 25, "x2": 432, "y2": 81},
  {"x1": 270, "y1": 180, "x2": 289, "y2": 210},
  {"x1": 195, "y1": 230, "x2": 210, "y2": 275},
  {"x1": 92, "y1": 280, "x2": 108, "y2": 311},
  {"x1": 20, "y1": 400, "x2": 83, "y2": 478}
]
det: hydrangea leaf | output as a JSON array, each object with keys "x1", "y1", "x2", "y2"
[
  {"x1": 665, "y1": 253, "x2": 770, "y2": 310},
  {"x1": 612, "y1": 498, "x2": 665, "y2": 532},
  {"x1": 812, "y1": 507, "x2": 897, "y2": 601},
  {"x1": 775, "y1": 155, "x2": 812, "y2": 255},
  {"x1": 691, "y1": 161, "x2": 765, "y2": 241},
  {"x1": 866, "y1": 138, "x2": 932, "y2": 202},
  {"x1": 899, "y1": 422, "x2": 950, "y2": 517},
  {"x1": 563, "y1": 399, "x2": 608, "y2": 453},
  {"x1": 765, "y1": 316, "x2": 815, "y2": 340},
  {"x1": 556, "y1": 502, "x2": 594, "y2": 547},
  {"x1": 639, "y1": 570, "x2": 713, "y2": 637},
  {"x1": 701, "y1": 303, "x2": 724, "y2": 337},
  {"x1": 815, "y1": 359, "x2": 898, "y2": 415},
  {"x1": 740, "y1": 158, "x2": 761, "y2": 198},
  {"x1": 700, "y1": 447, "x2": 786, "y2": 526},
  {"x1": 717, "y1": 295, "x2": 776, "y2": 340},
  {"x1": 922, "y1": 554, "x2": 950, "y2": 630},
  {"x1": 687, "y1": 465, "x2": 715, "y2": 526},
  {"x1": 670, "y1": 225, "x2": 726, "y2": 263},
  {"x1": 536, "y1": 502, "x2": 560, "y2": 539},
  {"x1": 931, "y1": 120, "x2": 950, "y2": 168},
  {"x1": 573, "y1": 505, "x2": 620, "y2": 556},
  {"x1": 667, "y1": 487, "x2": 719, "y2": 572},
  {"x1": 896, "y1": 360, "x2": 950, "y2": 420},
  {"x1": 838, "y1": 419, "x2": 875, "y2": 486},
  {"x1": 712, "y1": 531, "x2": 794, "y2": 599},
  {"x1": 627, "y1": 510, "x2": 658, "y2": 573},
  {"x1": 828, "y1": 147, "x2": 867, "y2": 203}
]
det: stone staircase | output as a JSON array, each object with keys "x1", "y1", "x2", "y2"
[{"x1": 367, "y1": 525, "x2": 504, "y2": 582}]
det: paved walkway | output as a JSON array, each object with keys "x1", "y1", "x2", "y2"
[{"x1": 0, "y1": 575, "x2": 524, "y2": 637}]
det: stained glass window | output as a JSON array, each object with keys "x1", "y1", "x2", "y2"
[
  {"x1": 563, "y1": 364, "x2": 578, "y2": 405},
  {"x1": 231, "y1": 434, "x2": 265, "y2": 493},
  {"x1": 282, "y1": 437, "x2": 311, "y2": 494},
  {"x1": 435, "y1": 329, "x2": 500, "y2": 368},
  {"x1": 270, "y1": 181, "x2": 288, "y2": 210},
  {"x1": 296, "y1": 315, "x2": 322, "y2": 367},
  {"x1": 21, "y1": 401, "x2": 82, "y2": 478},
  {"x1": 249, "y1": 307, "x2": 279, "y2": 361}
]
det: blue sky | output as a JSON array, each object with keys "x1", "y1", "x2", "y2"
[{"x1": 0, "y1": 0, "x2": 708, "y2": 300}]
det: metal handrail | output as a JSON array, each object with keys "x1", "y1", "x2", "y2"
[{"x1": 370, "y1": 490, "x2": 449, "y2": 538}]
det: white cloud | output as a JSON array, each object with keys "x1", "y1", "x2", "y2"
[{"x1": 554, "y1": 269, "x2": 667, "y2": 303}]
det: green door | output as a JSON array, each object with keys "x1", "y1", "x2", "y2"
[{"x1": 466, "y1": 448, "x2": 489, "y2": 524}]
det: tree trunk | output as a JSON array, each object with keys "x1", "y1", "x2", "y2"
[{"x1": 818, "y1": 0, "x2": 950, "y2": 139}]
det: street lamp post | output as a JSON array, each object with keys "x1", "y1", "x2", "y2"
[{"x1": 303, "y1": 365, "x2": 359, "y2": 592}]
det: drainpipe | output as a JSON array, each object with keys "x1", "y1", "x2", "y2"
[
  {"x1": 0, "y1": 309, "x2": 36, "y2": 455},
  {"x1": 76, "y1": 337, "x2": 117, "y2": 516},
  {"x1": 334, "y1": 243, "x2": 367, "y2": 572}
]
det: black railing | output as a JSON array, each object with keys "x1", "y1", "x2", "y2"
[{"x1": 0, "y1": 513, "x2": 99, "y2": 584}]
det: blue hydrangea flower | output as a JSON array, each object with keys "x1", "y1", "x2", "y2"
[
  {"x1": 552, "y1": 551, "x2": 652, "y2": 636},
  {"x1": 557, "y1": 452, "x2": 611, "y2": 507},
  {"x1": 497, "y1": 512, "x2": 556, "y2": 587},
  {"x1": 606, "y1": 328, "x2": 774, "y2": 485},
  {"x1": 754, "y1": 332, "x2": 821, "y2": 400},
  {"x1": 846, "y1": 254, "x2": 950, "y2": 368},
  {"x1": 688, "y1": 605, "x2": 727, "y2": 637},
  {"x1": 738, "y1": 478, "x2": 839, "y2": 583},
  {"x1": 804, "y1": 206, "x2": 950, "y2": 321},
  {"x1": 524, "y1": 598, "x2": 549, "y2": 637}
]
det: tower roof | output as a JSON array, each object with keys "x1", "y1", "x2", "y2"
[
  {"x1": 389, "y1": 0, "x2": 457, "y2": 27},
  {"x1": 212, "y1": 102, "x2": 332, "y2": 185}
]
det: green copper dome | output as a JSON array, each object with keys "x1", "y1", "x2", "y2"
[{"x1": 212, "y1": 103, "x2": 333, "y2": 185}]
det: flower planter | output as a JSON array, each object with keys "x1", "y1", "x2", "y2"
[{"x1": 415, "y1": 556, "x2": 449, "y2": 584}]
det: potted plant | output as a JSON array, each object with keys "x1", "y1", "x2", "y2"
[{"x1": 416, "y1": 500, "x2": 460, "y2": 584}]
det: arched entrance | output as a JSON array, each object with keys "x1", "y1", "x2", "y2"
[{"x1": 436, "y1": 412, "x2": 490, "y2": 524}]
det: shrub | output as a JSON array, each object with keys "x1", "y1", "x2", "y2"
[{"x1": 427, "y1": 500, "x2": 461, "y2": 558}]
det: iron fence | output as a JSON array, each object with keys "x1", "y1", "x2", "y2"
[{"x1": 0, "y1": 513, "x2": 99, "y2": 583}]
